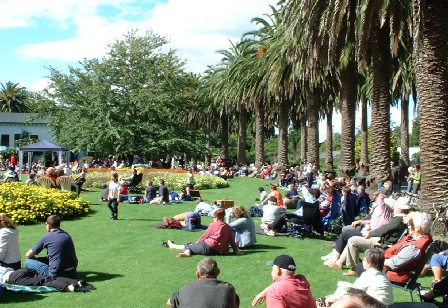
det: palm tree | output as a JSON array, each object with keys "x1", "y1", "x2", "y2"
[
  {"x1": 357, "y1": 67, "x2": 372, "y2": 176},
  {"x1": 412, "y1": 1, "x2": 448, "y2": 206},
  {"x1": 0, "y1": 81, "x2": 30, "y2": 112}
]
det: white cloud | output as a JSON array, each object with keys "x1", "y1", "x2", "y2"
[{"x1": 12, "y1": 0, "x2": 273, "y2": 73}]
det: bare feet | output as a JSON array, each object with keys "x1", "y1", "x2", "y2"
[
  {"x1": 343, "y1": 269, "x2": 357, "y2": 276},
  {"x1": 176, "y1": 252, "x2": 191, "y2": 258},
  {"x1": 327, "y1": 263, "x2": 343, "y2": 270}
]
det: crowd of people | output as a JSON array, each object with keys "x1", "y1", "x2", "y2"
[{"x1": 1, "y1": 152, "x2": 443, "y2": 306}]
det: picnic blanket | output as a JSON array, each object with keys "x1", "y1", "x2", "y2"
[{"x1": 1, "y1": 283, "x2": 58, "y2": 293}]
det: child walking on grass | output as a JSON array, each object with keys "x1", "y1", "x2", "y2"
[{"x1": 108, "y1": 171, "x2": 120, "y2": 220}]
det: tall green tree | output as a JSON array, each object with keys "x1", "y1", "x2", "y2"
[
  {"x1": 0, "y1": 81, "x2": 30, "y2": 113},
  {"x1": 42, "y1": 31, "x2": 201, "y2": 157},
  {"x1": 412, "y1": 0, "x2": 448, "y2": 206}
]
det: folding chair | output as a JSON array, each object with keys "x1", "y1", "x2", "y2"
[
  {"x1": 37, "y1": 176, "x2": 55, "y2": 189},
  {"x1": 127, "y1": 172, "x2": 143, "y2": 193},
  {"x1": 391, "y1": 241, "x2": 437, "y2": 302},
  {"x1": 56, "y1": 176, "x2": 73, "y2": 191},
  {"x1": 189, "y1": 190, "x2": 202, "y2": 201},
  {"x1": 288, "y1": 201, "x2": 322, "y2": 239}
]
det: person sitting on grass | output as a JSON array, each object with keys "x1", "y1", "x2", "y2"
[
  {"x1": 0, "y1": 214, "x2": 21, "y2": 270},
  {"x1": 321, "y1": 248, "x2": 394, "y2": 307},
  {"x1": 166, "y1": 209, "x2": 242, "y2": 258},
  {"x1": 25, "y1": 215, "x2": 78, "y2": 278},
  {"x1": 143, "y1": 180, "x2": 157, "y2": 203},
  {"x1": 0, "y1": 266, "x2": 95, "y2": 292},
  {"x1": 225, "y1": 206, "x2": 256, "y2": 248},
  {"x1": 260, "y1": 196, "x2": 285, "y2": 235},
  {"x1": 167, "y1": 257, "x2": 239, "y2": 308},
  {"x1": 252, "y1": 254, "x2": 316, "y2": 307}
]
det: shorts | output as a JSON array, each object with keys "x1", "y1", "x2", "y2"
[{"x1": 184, "y1": 241, "x2": 215, "y2": 255}]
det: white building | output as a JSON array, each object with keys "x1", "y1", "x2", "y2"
[{"x1": 0, "y1": 113, "x2": 54, "y2": 149}]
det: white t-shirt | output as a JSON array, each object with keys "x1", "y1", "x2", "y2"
[{"x1": 108, "y1": 181, "x2": 120, "y2": 199}]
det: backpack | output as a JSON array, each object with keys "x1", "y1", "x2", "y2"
[
  {"x1": 162, "y1": 218, "x2": 183, "y2": 229},
  {"x1": 249, "y1": 206, "x2": 263, "y2": 217}
]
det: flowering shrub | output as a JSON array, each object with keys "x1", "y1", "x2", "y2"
[
  {"x1": 84, "y1": 169, "x2": 229, "y2": 190},
  {"x1": 0, "y1": 182, "x2": 91, "y2": 224}
]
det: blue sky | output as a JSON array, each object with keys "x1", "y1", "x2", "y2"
[
  {"x1": 0, "y1": 0, "x2": 411, "y2": 139},
  {"x1": 0, "y1": 0, "x2": 274, "y2": 91}
]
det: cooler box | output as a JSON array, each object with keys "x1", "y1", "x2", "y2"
[{"x1": 217, "y1": 200, "x2": 234, "y2": 209}]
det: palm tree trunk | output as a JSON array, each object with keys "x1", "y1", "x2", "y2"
[
  {"x1": 338, "y1": 63, "x2": 357, "y2": 178},
  {"x1": 237, "y1": 107, "x2": 248, "y2": 165},
  {"x1": 413, "y1": 0, "x2": 448, "y2": 207},
  {"x1": 400, "y1": 97, "x2": 410, "y2": 168},
  {"x1": 255, "y1": 101, "x2": 265, "y2": 168},
  {"x1": 204, "y1": 121, "x2": 212, "y2": 166},
  {"x1": 325, "y1": 108, "x2": 334, "y2": 172},
  {"x1": 220, "y1": 114, "x2": 229, "y2": 160},
  {"x1": 277, "y1": 100, "x2": 291, "y2": 171},
  {"x1": 300, "y1": 116, "x2": 307, "y2": 167},
  {"x1": 369, "y1": 19, "x2": 392, "y2": 186},
  {"x1": 307, "y1": 90, "x2": 320, "y2": 170},
  {"x1": 359, "y1": 98, "x2": 369, "y2": 176}
]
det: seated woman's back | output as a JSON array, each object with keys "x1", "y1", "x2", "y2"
[{"x1": 226, "y1": 206, "x2": 256, "y2": 248}]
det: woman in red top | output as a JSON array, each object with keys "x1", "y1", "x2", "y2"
[{"x1": 166, "y1": 209, "x2": 242, "y2": 258}]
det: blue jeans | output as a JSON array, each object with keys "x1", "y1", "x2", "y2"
[
  {"x1": 296, "y1": 199, "x2": 305, "y2": 210},
  {"x1": 25, "y1": 258, "x2": 57, "y2": 277}
]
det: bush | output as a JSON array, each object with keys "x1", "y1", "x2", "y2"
[
  {"x1": 0, "y1": 182, "x2": 91, "y2": 224},
  {"x1": 83, "y1": 169, "x2": 229, "y2": 190}
]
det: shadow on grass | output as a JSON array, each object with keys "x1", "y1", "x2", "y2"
[
  {"x1": 238, "y1": 244, "x2": 286, "y2": 254},
  {"x1": 78, "y1": 271, "x2": 123, "y2": 283},
  {"x1": 0, "y1": 292, "x2": 48, "y2": 304}
]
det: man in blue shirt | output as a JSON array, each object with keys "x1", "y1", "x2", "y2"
[{"x1": 25, "y1": 215, "x2": 78, "y2": 278}]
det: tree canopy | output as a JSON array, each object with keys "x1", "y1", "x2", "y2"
[{"x1": 40, "y1": 31, "x2": 202, "y2": 158}]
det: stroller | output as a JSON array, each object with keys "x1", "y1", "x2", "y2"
[{"x1": 286, "y1": 201, "x2": 323, "y2": 239}]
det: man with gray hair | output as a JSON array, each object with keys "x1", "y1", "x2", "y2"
[
  {"x1": 384, "y1": 211, "x2": 433, "y2": 283},
  {"x1": 167, "y1": 257, "x2": 239, "y2": 307}
]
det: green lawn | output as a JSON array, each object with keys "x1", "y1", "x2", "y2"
[{"x1": 0, "y1": 177, "x2": 440, "y2": 307}]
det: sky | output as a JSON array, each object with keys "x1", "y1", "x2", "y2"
[{"x1": 0, "y1": 0, "x2": 411, "y2": 141}]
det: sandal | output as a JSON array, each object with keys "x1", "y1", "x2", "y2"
[{"x1": 417, "y1": 286, "x2": 434, "y2": 303}]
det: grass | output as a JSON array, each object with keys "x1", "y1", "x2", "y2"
[{"x1": 0, "y1": 176, "x2": 440, "y2": 307}]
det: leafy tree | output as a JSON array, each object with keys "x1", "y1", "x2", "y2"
[
  {"x1": 409, "y1": 116, "x2": 420, "y2": 147},
  {"x1": 41, "y1": 31, "x2": 201, "y2": 158}
]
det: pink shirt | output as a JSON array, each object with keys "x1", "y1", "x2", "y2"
[
  {"x1": 266, "y1": 275, "x2": 316, "y2": 308},
  {"x1": 197, "y1": 220, "x2": 238, "y2": 254}
]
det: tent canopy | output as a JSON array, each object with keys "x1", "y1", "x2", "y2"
[
  {"x1": 20, "y1": 140, "x2": 69, "y2": 152},
  {"x1": 19, "y1": 140, "x2": 70, "y2": 179}
]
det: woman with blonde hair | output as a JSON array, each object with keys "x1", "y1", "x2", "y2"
[
  {"x1": 0, "y1": 214, "x2": 21, "y2": 269},
  {"x1": 226, "y1": 206, "x2": 256, "y2": 248}
]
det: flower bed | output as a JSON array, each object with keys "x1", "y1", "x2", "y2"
[
  {"x1": 0, "y1": 182, "x2": 91, "y2": 224},
  {"x1": 84, "y1": 169, "x2": 229, "y2": 191}
]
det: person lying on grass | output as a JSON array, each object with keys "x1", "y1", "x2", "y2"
[
  {"x1": 166, "y1": 209, "x2": 243, "y2": 258},
  {"x1": 0, "y1": 266, "x2": 95, "y2": 292}
]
